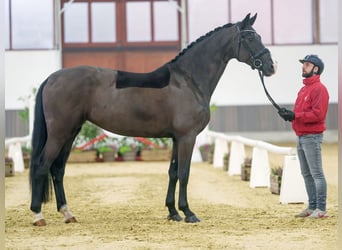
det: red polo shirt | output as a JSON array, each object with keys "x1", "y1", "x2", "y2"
[{"x1": 292, "y1": 74, "x2": 329, "y2": 136}]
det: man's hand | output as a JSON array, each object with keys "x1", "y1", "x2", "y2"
[{"x1": 278, "y1": 108, "x2": 295, "y2": 122}]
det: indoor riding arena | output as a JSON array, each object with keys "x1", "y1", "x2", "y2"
[
  {"x1": 4, "y1": 1, "x2": 338, "y2": 250},
  {"x1": 5, "y1": 142, "x2": 338, "y2": 249}
]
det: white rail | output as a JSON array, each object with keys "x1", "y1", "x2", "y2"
[
  {"x1": 206, "y1": 130, "x2": 307, "y2": 204},
  {"x1": 206, "y1": 131, "x2": 296, "y2": 155},
  {"x1": 5, "y1": 135, "x2": 31, "y2": 147},
  {"x1": 5, "y1": 135, "x2": 31, "y2": 172}
]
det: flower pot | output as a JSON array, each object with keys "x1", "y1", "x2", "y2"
[
  {"x1": 5, "y1": 157, "x2": 14, "y2": 177},
  {"x1": 270, "y1": 175, "x2": 282, "y2": 195},
  {"x1": 23, "y1": 156, "x2": 30, "y2": 169},
  {"x1": 67, "y1": 150, "x2": 97, "y2": 163},
  {"x1": 223, "y1": 153, "x2": 229, "y2": 171},
  {"x1": 141, "y1": 149, "x2": 171, "y2": 161},
  {"x1": 241, "y1": 158, "x2": 252, "y2": 181},
  {"x1": 102, "y1": 151, "x2": 116, "y2": 162},
  {"x1": 122, "y1": 151, "x2": 136, "y2": 161}
]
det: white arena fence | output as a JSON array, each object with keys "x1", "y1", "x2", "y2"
[
  {"x1": 206, "y1": 130, "x2": 308, "y2": 204},
  {"x1": 5, "y1": 129, "x2": 308, "y2": 204},
  {"x1": 5, "y1": 135, "x2": 31, "y2": 173}
]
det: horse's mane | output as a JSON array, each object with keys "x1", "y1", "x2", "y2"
[{"x1": 169, "y1": 23, "x2": 234, "y2": 64}]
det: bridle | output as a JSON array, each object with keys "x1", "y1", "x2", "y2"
[
  {"x1": 237, "y1": 26, "x2": 281, "y2": 111},
  {"x1": 236, "y1": 27, "x2": 269, "y2": 70}
]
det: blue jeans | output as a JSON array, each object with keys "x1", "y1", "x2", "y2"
[{"x1": 297, "y1": 133, "x2": 327, "y2": 211}]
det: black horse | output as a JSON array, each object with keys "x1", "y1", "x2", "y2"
[{"x1": 29, "y1": 13, "x2": 276, "y2": 226}]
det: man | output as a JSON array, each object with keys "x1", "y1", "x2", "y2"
[{"x1": 278, "y1": 54, "x2": 329, "y2": 218}]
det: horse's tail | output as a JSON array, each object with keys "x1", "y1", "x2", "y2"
[{"x1": 29, "y1": 78, "x2": 51, "y2": 203}]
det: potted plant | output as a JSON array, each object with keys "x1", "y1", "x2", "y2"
[
  {"x1": 95, "y1": 136, "x2": 118, "y2": 162},
  {"x1": 241, "y1": 157, "x2": 252, "y2": 181},
  {"x1": 223, "y1": 152, "x2": 230, "y2": 171},
  {"x1": 140, "y1": 138, "x2": 171, "y2": 161},
  {"x1": 68, "y1": 121, "x2": 100, "y2": 163},
  {"x1": 21, "y1": 146, "x2": 31, "y2": 169},
  {"x1": 5, "y1": 156, "x2": 14, "y2": 177},
  {"x1": 97, "y1": 145, "x2": 116, "y2": 162},
  {"x1": 18, "y1": 88, "x2": 37, "y2": 135},
  {"x1": 117, "y1": 137, "x2": 138, "y2": 161},
  {"x1": 199, "y1": 143, "x2": 211, "y2": 162},
  {"x1": 270, "y1": 166, "x2": 283, "y2": 195}
]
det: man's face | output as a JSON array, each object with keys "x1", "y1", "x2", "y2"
[{"x1": 302, "y1": 61, "x2": 318, "y2": 78}]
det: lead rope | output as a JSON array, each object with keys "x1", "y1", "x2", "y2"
[{"x1": 258, "y1": 70, "x2": 281, "y2": 111}]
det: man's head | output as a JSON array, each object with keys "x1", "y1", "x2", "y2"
[{"x1": 299, "y1": 54, "x2": 324, "y2": 78}]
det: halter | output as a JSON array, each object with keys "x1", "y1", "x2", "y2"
[
  {"x1": 236, "y1": 27, "x2": 270, "y2": 70},
  {"x1": 237, "y1": 26, "x2": 281, "y2": 111}
]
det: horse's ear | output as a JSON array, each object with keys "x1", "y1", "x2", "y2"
[
  {"x1": 250, "y1": 13, "x2": 257, "y2": 26},
  {"x1": 240, "y1": 13, "x2": 251, "y2": 30}
]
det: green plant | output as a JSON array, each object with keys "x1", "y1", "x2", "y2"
[
  {"x1": 18, "y1": 88, "x2": 37, "y2": 122},
  {"x1": 271, "y1": 166, "x2": 283, "y2": 176},
  {"x1": 118, "y1": 145, "x2": 132, "y2": 155},
  {"x1": 97, "y1": 145, "x2": 113, "y2": 153},
  {"x1": 210, "y1": 103, "x2": 217, "y2": 113},
  {"x1": 73, "y1": 121, "x2": 101, "y2": 149}
]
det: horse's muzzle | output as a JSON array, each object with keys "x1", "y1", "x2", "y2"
[{"x1": 262, "y1": 59, "x2": 277, "y2": 76}]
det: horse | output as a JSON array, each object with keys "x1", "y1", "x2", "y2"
[{"x1": 29, "y1": 13, "x2": 276, "y2": 226}]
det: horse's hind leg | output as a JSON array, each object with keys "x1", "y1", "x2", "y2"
[
  {"x1": 50, "y1": 138, "x2": 78, "y2": 223},
  {"x1": 165, "y1": 140, "x2": 182, "y2": 221},
  {"x1": 30, "y1": 157, "x2": 52, "y2": 226},
  {"x1": 30, "y1": 139, "x2": 65, "y2": 226}
]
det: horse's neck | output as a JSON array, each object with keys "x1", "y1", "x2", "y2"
[{"x1": 171, "y1": 30, "x2": 235, "y2": 102}]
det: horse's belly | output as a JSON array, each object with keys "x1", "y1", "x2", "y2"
[{"x1": 89, "y1": 104, "x2": 172, "y2": 138}]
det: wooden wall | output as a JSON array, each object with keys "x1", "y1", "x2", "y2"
[
  {"x1": 6, "y1": 104, "x2": 338, "y2": 138},
  {"x1": 62, "y1": 48, "x2": 179, "y2": 72}
]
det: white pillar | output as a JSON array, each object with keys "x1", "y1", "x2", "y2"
[
  {"x1": 228, "y1": 141, "x2": 245, "y2": 176},
  {"x1": 213, "y1": 138, "x2": 228, "y2": 168},
  {"x1": 8, "y1": 143, "x2": 24, "y2": 172},
  {"x1": 250, "y1": 147, "x2": 270, "y2": 188},
  {"x1": 280, "y1": 155, "x2": 308, "y2": 204}
]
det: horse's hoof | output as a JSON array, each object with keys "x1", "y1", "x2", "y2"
[
  {"x1": 167, "y1": 214, "x2": 183, "y2": 222},
  {"x1": 64, "y1": 216, "x2": 78, "y2": 224},
  {"x1": 33, "y1": 219, "x2": 47, "y2": 226},
  {"x1": 184, "y1": 215, "x2": 201, "y2": 223}
]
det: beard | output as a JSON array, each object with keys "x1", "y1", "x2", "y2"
[{"x1": 302, "y1": 68, "x2": 315, "y2": 78}]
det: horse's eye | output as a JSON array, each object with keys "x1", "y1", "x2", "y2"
[{"x1": 248, "y1": 33, "x2": 256, "y2": 41}]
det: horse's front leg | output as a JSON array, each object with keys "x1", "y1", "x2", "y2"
[
  {"x1": 165, "y1": 141, "x2": 182, "y2": 221},
  {"x1": 177, "y1": 136, "x2": 200, "y2": 223}
]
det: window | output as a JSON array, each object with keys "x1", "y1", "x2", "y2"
[
  {"x1": 126, "y1": 2, "x2": 152, "y2": 42},
  {"x1": 125, "y1": 0, "x2": 179, "y2": 44},
  {"x1": 153, "y1": 1, "x2": 179, "y2": 41},
  {"x1": 5, "y1": 0, "x2": 337, "y2": 50},
  {"x1": 7, "y1": 0, "x2": 54, "y2": 49},
  {"x1": 91, "y1": 2, "x2": 116, "y2": 42},
  {"x1": 62, "y1": 0, "x2": 180, "y2": 48},
  {"x1": 5, "y1": 0, "x2": 10, "y2": 49},
  {"x1": 64, "y1": 2, "x2": 89, "y2": 43},
  {"x1": 231, "y1": 0, "x2": 272, "y2": 44},
  {"x1": 63, "y1": 1, "x2": 117, "y2": 43},
  {"x1": 188, "y1": 0, "x2": 229, "y2": 43},
  {"x1": 273, "y1": 0, "x2": 313, "y2": 44},
  {"x1": 187, "y1": 0, "x2": 337, "y2": 45},
  {"x1": 319, "y1": 0, "x2": 337, "y2": 43}
]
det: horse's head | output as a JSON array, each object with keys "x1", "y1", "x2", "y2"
[{"x1": 235, "y1": 13, "x2": 276, "y2": 76}]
